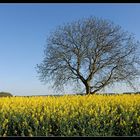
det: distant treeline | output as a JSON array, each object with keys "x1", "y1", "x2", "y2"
[
  {"x1": 122, "y1": 92, "x2": 140, "y2": 94},
  {"x1": 0, "y1": 92, "x2": 13, "y2": 97},
  {"x1": 34, "y1": 92, "x2": 140, "y2": 96},
  {"x1": 6, "y1": 92, "x2": 140, "y2": 98}
]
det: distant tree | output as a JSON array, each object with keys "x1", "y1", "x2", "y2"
[
  {"x1": 0, "y1": 92, "x2": 13, "y2": 97},
  {"x1": 37, "y1": 16, "x2": 140, "y2": 95}
]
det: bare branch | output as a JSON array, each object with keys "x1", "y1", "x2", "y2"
[{"x1": 37, "y1": 16, "x2": 140, "y2": 94}]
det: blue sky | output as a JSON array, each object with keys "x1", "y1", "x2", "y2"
[{"x1": 0, "y1": 3, "x2": 140, "y2": 96}]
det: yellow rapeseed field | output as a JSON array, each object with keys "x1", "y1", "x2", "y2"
[{"x1": 0, "y1": 94, "x2": 140, "y2": 136}]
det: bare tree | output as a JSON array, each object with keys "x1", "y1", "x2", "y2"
[{"x1": 36, "y1": 16, "x2": 140, "y2": 95}]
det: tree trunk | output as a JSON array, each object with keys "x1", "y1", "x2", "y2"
[{"x1": 85, "y1": 81, "x2": 91, "y2": 95}]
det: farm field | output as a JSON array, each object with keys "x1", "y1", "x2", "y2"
[{"x1": 0, "y1": 94, "x2": 140, "y2": 136}]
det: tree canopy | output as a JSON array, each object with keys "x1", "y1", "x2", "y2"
[{"x1": 37, "y1": 16, "x2": 140, "y2": 94}]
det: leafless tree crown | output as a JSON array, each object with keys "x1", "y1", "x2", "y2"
[{"x1": 37, "y1": 16, "x2": 140, "y2": 94}]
